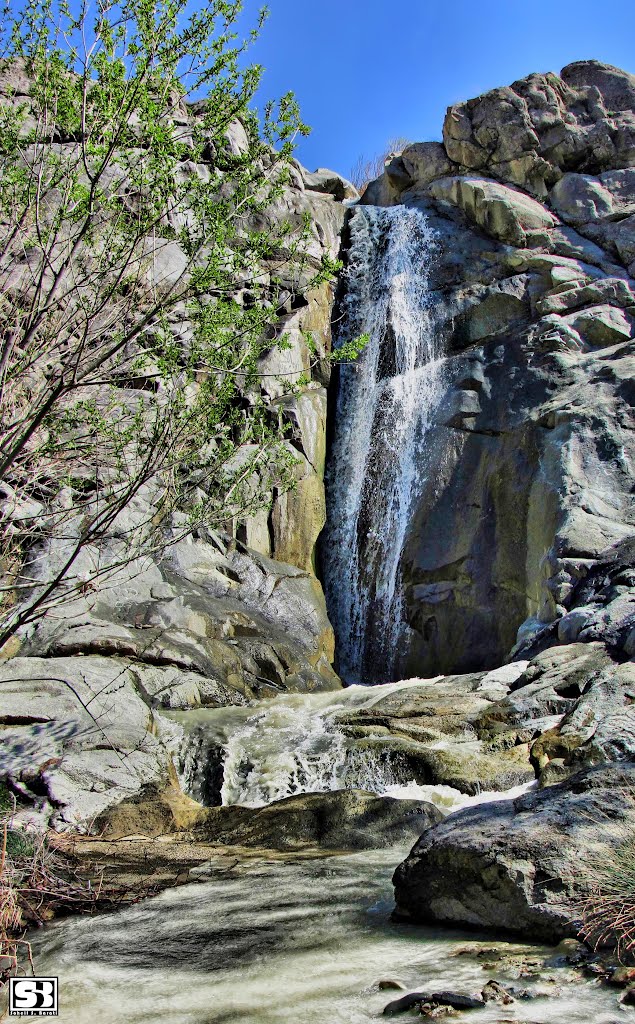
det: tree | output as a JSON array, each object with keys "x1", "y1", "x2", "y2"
[
  {"x1": 0, "y1": 0, "x2": 345, "y2": 650},
  {"x1": 350, "y1": 136, "x2": 411, "y2": 194}
]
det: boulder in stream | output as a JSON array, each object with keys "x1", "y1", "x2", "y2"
[
  {"x1": 393, "y1": 762, "x2": 635, "y2": 943},
  {"x1": 199, "y1": 788, "x2": 443, "y2": 851}
]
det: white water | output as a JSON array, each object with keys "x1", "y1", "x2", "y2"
[
  {"x1": 322, "y1": 205, "x2": 447, "y2": 684},
  {"x1": 171, "y1": 681, "x2": 534, "y2": 814}
]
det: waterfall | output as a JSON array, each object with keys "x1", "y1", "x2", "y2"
[
  {"x1": 322, "y1": 204, "x2": 446, "y2": 685},
  {"x1": 170, "y1": 683, "x2": 535, "y2": 813},
  {"x1": 219, "y1": 696, "x2": 398, "y2": 807}
]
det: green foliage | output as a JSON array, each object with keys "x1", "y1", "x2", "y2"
[
  {"x1": 330, "y1": 331, "x2": 371, "y2": 363},
  {"x1": 0, "y1": 0, "x2": 345, "y2": 646}
]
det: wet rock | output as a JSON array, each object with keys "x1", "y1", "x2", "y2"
[
  {"x1": 378, "y1": 979, "x2": 408, "y2": 991},
  {"x1": 383, "y1": 991, "x2": 484, "y2": 1016},
  {"x1": 393, "y1": 762, "x2": 635, "y2": 943},
  {"x1": 544, "y1": 938, "x2": 590, "y2": 966},
  {"x1": 481, "y1": 979, "x2": 515, "y2": 1004},
  {"x1": 337, "y1": 666, "x2": 534, "y2": 794},
  {"x1": 383, "y1": 991, "x2": 426, "y2": 1015},
  {"x1": 608, "y1": 965, "x2": 635, "y2": 987}
]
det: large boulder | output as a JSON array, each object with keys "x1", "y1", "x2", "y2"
[
  {"x1": 427, "y1": 176, "x2": 557, "y2": 246},
  {"x1": 0, "y1": 655, "x2": 172, "y2": 827},
  {"x1": 198, "y1": 789, "x2": 443, "y2": 851},
  {"x1": 393, "y1": 763, "x2": 635, "y2": 943}
]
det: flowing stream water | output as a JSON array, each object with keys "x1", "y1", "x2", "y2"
[
  {"x1": 322, "y1": 205, "x2": 447, "y2": 685},
  {"x1": 27, "y1": 685, "x2": 633, "y2": 1024},
  {"x1": 172, "y1": 680, "x2": 532, "y2": 813}
]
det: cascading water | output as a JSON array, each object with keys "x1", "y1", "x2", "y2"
[
  {"x1": 173, "y1": 689, "x2": 405, "y2": 809},
  {"x1": 171, "y1": 683, "x2": 534, "y2": 814},
  {"x1": 322, "y1": 204, "x2": 447, "y2": 685}
]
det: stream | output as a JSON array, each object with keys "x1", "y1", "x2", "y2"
[
  {"x1": 26, "y1": 684, "x2": 634, "y2": 1023},
  {"x1": 28, "y1": 841, "x2": 630, "y2": 1024}
]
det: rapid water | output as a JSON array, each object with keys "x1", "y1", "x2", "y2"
[
  {"x1": 22, "y1": 686, "x2": 633, "y2": 1023},
  {"x1": 171, "y1": 680, "x2": 533, "y2": 813},
  {"x1": 28, "y1": 847, "x2": 632, "y2": 1024},
  {"x1": 322, "y1": 205, "x2": 447, "y2": 685}
]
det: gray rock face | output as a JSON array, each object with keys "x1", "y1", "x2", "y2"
[
  {"x1": 199, "y1": 788, "x2": 443, "y2": 851},
  {"x1": 0, "y1": 64, "x2": 351, "y2": 826},
  {"x1": 0, "y1": 530, "x2": 341, "y2": 824},
  {"x1": 393, "y1": 763, "x2": 635, "y2": 943},
  {"x1": 357, "y1": 60, "x2": 635, "y2": 679},
  {"x1": 0, "y1": 655, "x2": 171, "y2": 827},
  {"x1": 301, "y1": 166, "x2": 358, "y2": 202}
]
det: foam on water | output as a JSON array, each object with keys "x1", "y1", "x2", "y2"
[{"x1": 172, "y1": 681, "x2": 535, "y2": 813}]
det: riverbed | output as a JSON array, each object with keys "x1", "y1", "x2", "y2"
[{"x1": 28, "y1": 844, "x2": 631, "y2": 1024}]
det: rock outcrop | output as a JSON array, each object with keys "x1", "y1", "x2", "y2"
[
  {"x1": 335, "y1": 663, "x2": 535, "y2": 794},
  {"x1": 360, "y1": 60, "x2": 635, "y2": 679},
  {"x1": 0, "y1": 63, "x2": 355, "y2": 825},
  {"x1": 370, "y1": 61, "x2": 635, "y2": 944},
  {"x1": 0, "y1": 537, "x2": 341, "y2": 825},
  {"x1": 393, "y1": 763, "x2": 635, "y2": 943}
]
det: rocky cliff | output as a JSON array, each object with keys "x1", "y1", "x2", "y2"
[
  {"x1": 359, "y1": 60, "x2": 635, "y2": 679},
  {"x1": 0, "y1": 63, "x2": 357, "y2": 825},
  {"x1": 358, "y1": 59, "x2": 635, "y2": 942}
]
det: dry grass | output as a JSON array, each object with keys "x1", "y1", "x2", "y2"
[
  {"x1": 0, "y1": 789, "x2": 163, "y2": 1015},
  {"x1": 579, "y1": 831, "x2": 635, "y2": 963}
]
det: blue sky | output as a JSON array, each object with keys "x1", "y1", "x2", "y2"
[{"x1": 236, "y1": 0, "x2": 635, "y2": 181}]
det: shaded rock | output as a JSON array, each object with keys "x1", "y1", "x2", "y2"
[
  {"x1": 393, "y1": 762, "x2": 635, "y2": 943},
  {"x1": 198, "y1": 789, "x2": 443, "y2": 851},
  {"x1": 560, "y1": 61, "x2": 635, "y2": 113},
  {"x1": 302, "y1": 166, "x2": 358, "y2": 201},
  {"x1": 383, "y1": 990, "x2": 485, "y2": 1015}
]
